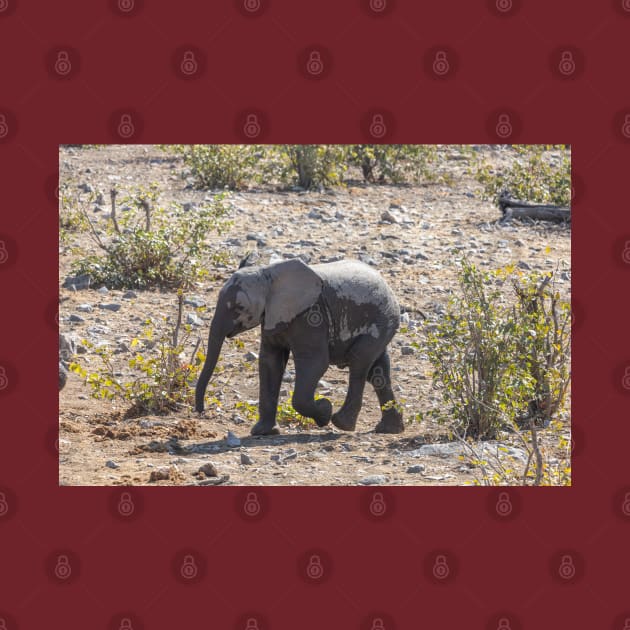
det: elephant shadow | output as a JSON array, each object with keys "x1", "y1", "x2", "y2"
[{"x1": 171, "y1": 429, "x2": 346, "y2": 456}]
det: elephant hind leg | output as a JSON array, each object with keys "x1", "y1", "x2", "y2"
[
  {"x1": 292, "y1": 353, "x2": 333, "y2": 427},
  {"x1": 369, "y1": 351, "x2": 404, "y2": 434},
  {"x1": 331, "y1": 334, "x2": 378, "y2": 432}
]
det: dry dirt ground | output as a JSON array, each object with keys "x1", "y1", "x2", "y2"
[{"x1": 58, "y1": 145, "x2": 571, "y2": 486}]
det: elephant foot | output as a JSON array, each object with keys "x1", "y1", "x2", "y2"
[
  {"x1": 313, "y1": 398, "x2": 333, "y2": 428},
  {"x1": 251, "y1": 421, "x2": 281, "y2": 436},
  {"x1": 331, "y1": 409, "x2": 358, "y2": 432},
  {"x1": 374, "y1": 409, "x2": 404, "y2": 434}
]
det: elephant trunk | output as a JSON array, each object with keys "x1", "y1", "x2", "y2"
[{"x1": 195, "y1": 321, "x2": 227, "y2": 412}]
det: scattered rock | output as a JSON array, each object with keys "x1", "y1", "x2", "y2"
[
  {"x1": 359, "y1": 475, "x2": 388, "y2": 485},
  {"x1": 77, "y1": 303, "x2": 93, "y2": 312},
  {"x1": 59, "y1": 362, "x2": 68, "y2": 391},
  {"x1": 381, "y1": 209, "x2": 400, "y2": 224},
  {"x1": 78, "y1": 182, "x2": 93, "y2": 193},
  {"x1": 105, "y1": 460, "x2": 120, "y2": 469},
  {"x1": 63, "y1": 274, "x2": 92, "y2": 290},
  {"x1": 194, "y1": 475, "x2": 230, "y2": 486},
  {"x1": 122, "y1": 290, "x2": 137, "y2": 299},
  {"x1": 98, "y1": 303, "x2": 121, "y2": 312},
  {"x1": 518, "y1": 261, "x2": 531, "y2": 270},
  {"x1": 186, "y1": 313, "x2": 204, "y2": 326},
  {"x1": 149, "y1": 468, "x2": 171, "y2": 482},
  {"x1": 408, "y1": 442, "x2": 528, "y2": 464},
  {"x1": 246, "y1": 232, "x2": 267, "y2": 246},
  {"x1": 59, "y1": 333, "x2": 75, "y2": 361},
  {"x1": 69, "y1": 314, "x2": 85, "y2": 323},
  {"x1": 241, "y1": 453, "x2": 254, "y2": 465},
  {"x1": 97, "y1": 286, "x2": 109, "y2": 295},
  {"x1": 358, "y1": 253, "x2": 377, "y2": 266},
  {"x1": 401, "y1": 345, "x2": 415, "y2": 356},
  {"x1": 184, "y1": 296, "x2": 205, "y2": 308},
  {"x1": 271, "y1": 449, "x2": 298, "y2": 464},
  {"x1": 406, "y1": 464, "x2": 425, "y2": 474},
  {"x1": 244, "y1": 351, "x2": 259, "y2": 361},
  {"x1": 226, "y1": 431, "x2": 241, "y2": 447},
  {"x1": 197, "y1": 462, "x2": 218, "y2": 477}
]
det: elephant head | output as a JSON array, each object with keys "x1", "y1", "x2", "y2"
[{"x1": 195, "y1": 257, "x2": 323, "y2": 412}]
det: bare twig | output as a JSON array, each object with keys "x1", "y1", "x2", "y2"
[
  {"x1": 110, "y1": 188, "x2": 121, "y2": 234},
  {"x1": 189, "y1": 337, "x2": 201, "y2": 366},
  {"x1": 139, "y1": 197, "x2": 152, "y2": 232},
  {"x1": 77, "y1": 200, "x2": 109, "y2": 251},
  {"x1": 529, "y1": 420, "x2": 543, "y2": 485},
  {"x1": 172, "y1": 291, "x2": 184, "y2": 349}
]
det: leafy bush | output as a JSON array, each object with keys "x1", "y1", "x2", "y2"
[
  {"x1": 71, "y1": 186, "x2": 231, "y2": 290},
  {"x1": 174, "y1": 144, "x2": 261, "y2": 190},
  {"x1": 281, "y1": 145, "x2": 348, "y2": 189},
  {"x1": 235, "y1": 390, "x2": 327, "y2": 429},
  {"x1": 166, "y1": 144, "x2": 441, "y2": 190},
  {"x1": 474, "y1": 145, "x2": 570, "y2": 206},
  {"x1": 458, "y1": 418, "x2": 571, "y2": 486},
  {"x1": 347, "y1": 145, "x2": 437, "y2": 184},
  {"x1": 59, "y1": 183, "x2": 90, "y2": 247},
  {"x1": 425, "y1": 259, "x2": 570, "y2": 440},
  {"x1": 511, "y1": 271, "x2": 571, "y2": 426},
  {"x1": 69, "y1": 292, "x2": 204, "y2": 417}
]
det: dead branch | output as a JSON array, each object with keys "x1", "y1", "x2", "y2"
[
  {"x1": 139, "y1": 197, "x2": 152, "y2": 232},
  {"x1": 498, "y1": 191, "x2": 570, "y2": 224},
  {"x1": 110, "y1": 188, "x2": 121, "y2": 234}
]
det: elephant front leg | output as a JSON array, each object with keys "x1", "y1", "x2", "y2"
[
  {"x1": 251, "y1": 343, "x2": 289, "y2": 436},
  {"x1": 291, "y1": 353, "x2": 333, "y2": 427}
]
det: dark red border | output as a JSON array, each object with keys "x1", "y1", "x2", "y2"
[{"x1": 1, "y1": 1, "x2": 629, "y2": 628}]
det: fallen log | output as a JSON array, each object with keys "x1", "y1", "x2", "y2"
[{"x1": 498, "y1": 191, "x2": 570, "y2": 224}]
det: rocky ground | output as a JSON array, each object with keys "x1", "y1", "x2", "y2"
[{"x1": 58, "y1": 145, "x2": 571, "y2": 486}]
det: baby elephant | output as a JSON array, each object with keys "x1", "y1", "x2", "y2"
[{"x1": 195, "y1": 257, "x2": 404, "y2": 436}]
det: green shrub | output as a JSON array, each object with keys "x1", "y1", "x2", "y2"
[
  {"x1": 175, "y1": 144, "x2": 261, "y2": 190},
  {"x1": 425, "y1": 259, "x2": 570, "y2": 440},
  {"x1": 347, "y1": 144, "x2": 438, "y2": 184},
  {"x1": 165, "y1": 144, "x2": 444, "y2": 189},
  {"x1": 59, "y1": 182, "x2": 90, "y2": 248},
  {"x1": 71, "y1": 186, "x2": 231, "y2": 290},
  {"x1": 511, "y1": 272, "x2": 571, "y2": 427},
  {"x1": 474, "y1": 145, "x2": 570, "y2": 206},
  {"x1": 69, "y1": 292, "x2": 204, "y2": 417}
]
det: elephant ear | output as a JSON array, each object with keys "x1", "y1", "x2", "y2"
[{"x1": 263, "y1": 259, "x2": 323, "y2": 331}]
